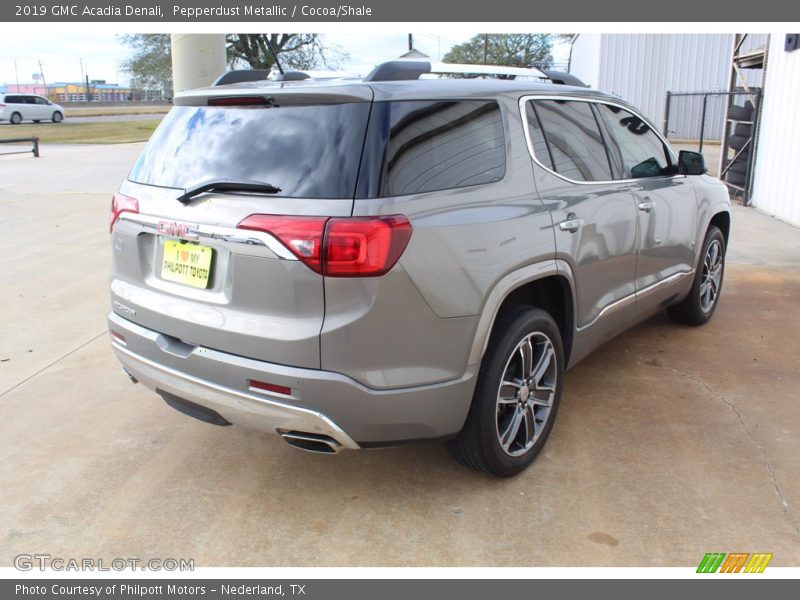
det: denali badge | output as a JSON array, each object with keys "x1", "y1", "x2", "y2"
[
  {"x1": 157, "y1": 220, "x2": 199, "y2": 240},
  {"x1": 113, "y1": 301, "x2": 136, "y2": 317}
]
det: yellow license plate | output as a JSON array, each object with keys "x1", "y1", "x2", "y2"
[{"x1": 161, "y1": 240, "x2": 213, "y2": 289}]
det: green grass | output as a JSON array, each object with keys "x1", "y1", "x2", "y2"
[{"x1": 0, "y1": 120, "x2": 160, "y2": 144}]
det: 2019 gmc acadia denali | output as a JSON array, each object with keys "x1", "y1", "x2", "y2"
[{"x1": 108, "y1": 61, "x2": 730, "y2": 477}]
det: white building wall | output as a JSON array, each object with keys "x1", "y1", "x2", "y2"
[
  {"x1": 569, "y1": 34, "x2": 764, "y2": 140},
  {"x1": 568, "y1": 34, "x2": 602, "y2": 88},
  {"x1": 751, "y1": 35, "x2": 800, "y2": 226}
]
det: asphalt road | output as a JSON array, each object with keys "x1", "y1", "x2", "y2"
[
  {"x1": 1, "y1": 144, "x2": 798, "y2": 567},
  {"x1": 0, "y1": 113, "x2": 164, "y2": 125}
]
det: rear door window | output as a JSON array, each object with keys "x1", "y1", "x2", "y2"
[
  {"x1": 526, "y1": 99, "x2": 613, "y2": 182},
  {"x1": 594, "y1": 103, "x2": 674, "y2": 179},
  {"x1": 128, "y1": 102, "x2": 371, "y2": 199},
  {"x1": 363, "y1": 100, "x2": 506, "y2": 197},
  {"x1": 524, "y1": 101, "x2": 554, "y2": 171}
]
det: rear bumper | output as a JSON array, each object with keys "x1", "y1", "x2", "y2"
[
  {"x1": 108, "y1": 312, "x2": 477, "y2": 446},
  {"x1": 113, "y1": 339, "x2": 361, "y2": 451}
]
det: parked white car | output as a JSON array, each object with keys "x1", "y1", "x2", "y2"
[{"x1": 0, "y1": 93, "x2": 65, "y2": 124}]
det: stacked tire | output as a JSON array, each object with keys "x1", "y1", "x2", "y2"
[{"x1": 724, "y1": 101, "x2": 754, "y2": 187}]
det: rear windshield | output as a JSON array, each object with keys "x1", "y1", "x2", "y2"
[{"x1": 128, "y1": 103, "x2": 370, "y2": 199}]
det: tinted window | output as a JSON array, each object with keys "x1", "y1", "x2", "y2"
[
  {"x1": 23, "y1": 96, "x2": 36, "y2": 104},
  {"x1": 379, "y1": 100, "x2": 505, "y2": 196},
  {"x1": 5, "y1": 95, "x2": 23, "y2": 104},
  {"x1": 530, "y1": 100, "x2": 612, "y2": 182},
  {"x1": 129, "y1": 103, "x2": 370, "y2": 199},
  {"x1": 595, "y1": 103, "x2": 673, "y2": 179},
  {"x1": 34, "y1": 96, "x2": 49, "y2": 105},
  {"x1": 524, "y1": 102, "x2": 554, "y2": 170}
]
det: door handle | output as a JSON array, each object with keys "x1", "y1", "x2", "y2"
[
  {"x1": 638, "y1": 199, "x2": 656, "y2": 212},
  {"x1": 558, "y1": 213, "x2": 583, "y2": 233}
]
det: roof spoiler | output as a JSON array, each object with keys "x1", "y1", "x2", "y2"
[{"x1": 213, "y1": 69, "x2": 310, "y2": 86}]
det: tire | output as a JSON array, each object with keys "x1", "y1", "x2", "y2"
[
  {"x1": 668, "y1": 226, "x2": 725, "y2": 326},
  {"x1": 446, "y1": 306, "x2": 564, "y2": 477},
  {"x1": 728, "y1": 134, "x2": 749, "y2": 151},
  {"x1": 727, "y1": 158, "x2": 748, "y2": 175},
  {"x1": 727, "y1": 102, "x2": 754, "y2": 121},
  {"x1": 52, "y1": 111, "x2": 63, "y2": 123},
  {"x1": 10, "y1": 112, "x2": 22, "y2": 124},
  {"x1": 733, "y1": 122, "x2": 752, "y2": 137},
  {"x1": 725, "y1": 170, "x2": 747, "y2": 186}
]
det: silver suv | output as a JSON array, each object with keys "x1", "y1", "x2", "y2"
[{"x1": 109, "y1": 61, "x2": 730, "y2": 477}]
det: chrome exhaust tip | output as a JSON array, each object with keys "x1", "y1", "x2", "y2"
[
  {"x1": 281, "y1": 431, "x2": 342, "y2": 454},
  {"x1": 121, "y1": 366, "x2": 138, "y2": 384}
]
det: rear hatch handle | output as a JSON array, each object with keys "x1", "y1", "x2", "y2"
[{"x1": 176, "y1": 178, "x2": 282, "y2": 205}]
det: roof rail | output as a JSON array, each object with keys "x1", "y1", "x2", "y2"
[
  {"x1": 541, "y1": 70, "x2": 588, "y2": 87},
  {"x1": 364, "y1": 60, "x2": 551, "y2": 82},
  {"x1": 211, "y1": 63, "x2": 589, "y2": 88},
  {"x1": 213, "y1": 69, "x2": 271, "y2": 86},
  {"x1": 364, "y1": 60, "x2": 433, "y2": 82}
]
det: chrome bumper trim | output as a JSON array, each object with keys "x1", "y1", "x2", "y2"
[{"x1": 111, "y1": 341, "x2": 360, "y2": 451}]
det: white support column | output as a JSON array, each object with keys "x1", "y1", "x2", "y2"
[{"x1": 171, "y1": 34, "x2": 228, "y2": 94}]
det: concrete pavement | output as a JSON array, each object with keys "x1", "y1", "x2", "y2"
[{"x1": 1, "y1": 145, "x2": 798, "y2": 567}]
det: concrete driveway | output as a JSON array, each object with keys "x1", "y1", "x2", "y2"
[{"x1": 1, "y1": 144, "x2": 798, "y2": 567}]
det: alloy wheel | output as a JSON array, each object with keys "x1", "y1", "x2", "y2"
[
  {"x1": 700, "y1": 239, "x2": 723, "y2": 313},
  {"x1": 495, "y1": 331, "x2": 557, "y2": 457}
]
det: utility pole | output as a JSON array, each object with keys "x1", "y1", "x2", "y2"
[
  {"x1": 79, "y1": 58, "x2": 86, "y2": 101},
  {"x1": 14, "y1": 58, "x2": 20, "y2": 91},
  {"x1": 408, "y1": 34, "x2": 413, "y2": 51},
  {"x1": 483, "y1": 34, "x2": 489, "y2": 65},
  {"x1": 38, "y1": 60, "x2": 48, "y2": 99}
]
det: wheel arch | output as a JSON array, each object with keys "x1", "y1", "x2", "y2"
[
  {"x1": 469, "y1": 261, "x2": 576, "y2": 368},
  {"x1": 709, "y1": 209, "x2": 731, "y2": 247}
]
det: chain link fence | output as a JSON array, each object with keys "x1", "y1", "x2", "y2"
[{"x1": 663, "y1": 90, "x2": 760, "y2": 199}]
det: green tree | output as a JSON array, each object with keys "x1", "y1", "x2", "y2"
[
  {"x1": 226, "y1": 34, "x2": 347, "y2": 71},
  {"x1": 119, "y1": 34, "x2": 173, "y2": 95},
  {"x1": 120, "y1": 34, "x2": 347, "y2": 95},
  {"x1": 443, "y1": 34, "x2": 556, "y2": 69}
]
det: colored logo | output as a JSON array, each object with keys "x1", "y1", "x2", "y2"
[{"x1": 697, "y1": 552, "x2": 773, "y2": 573}]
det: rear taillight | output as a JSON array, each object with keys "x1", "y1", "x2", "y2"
[
  {"x1": 109, "y1": 193, "x2": 139, "y2": 233},
  {"x1": 324, "y1": 216, "x2": 413, "y2": 277},
  {"x1": 237, "y1": 214, "x2": 413, "y2": 277},
  {"x1": 238, "y1": 215, "x2": 328, "y2": 273}
]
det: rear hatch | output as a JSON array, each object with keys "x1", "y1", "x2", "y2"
[{"x1": 110, "y1": 84, "x2": 373, "y2": 368}]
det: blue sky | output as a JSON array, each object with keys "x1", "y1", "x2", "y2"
[{"x1": 0, "y1": 31, "x2": 570, "y2": 86}]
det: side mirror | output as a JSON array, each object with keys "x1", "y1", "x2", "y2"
[{"x1": 679, "y1": 150, "x2": 707, "y2": 175}]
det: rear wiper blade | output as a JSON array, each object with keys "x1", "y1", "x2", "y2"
[{"x1": 177, "y1": 179, "x2": 282, "y2": 204}]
